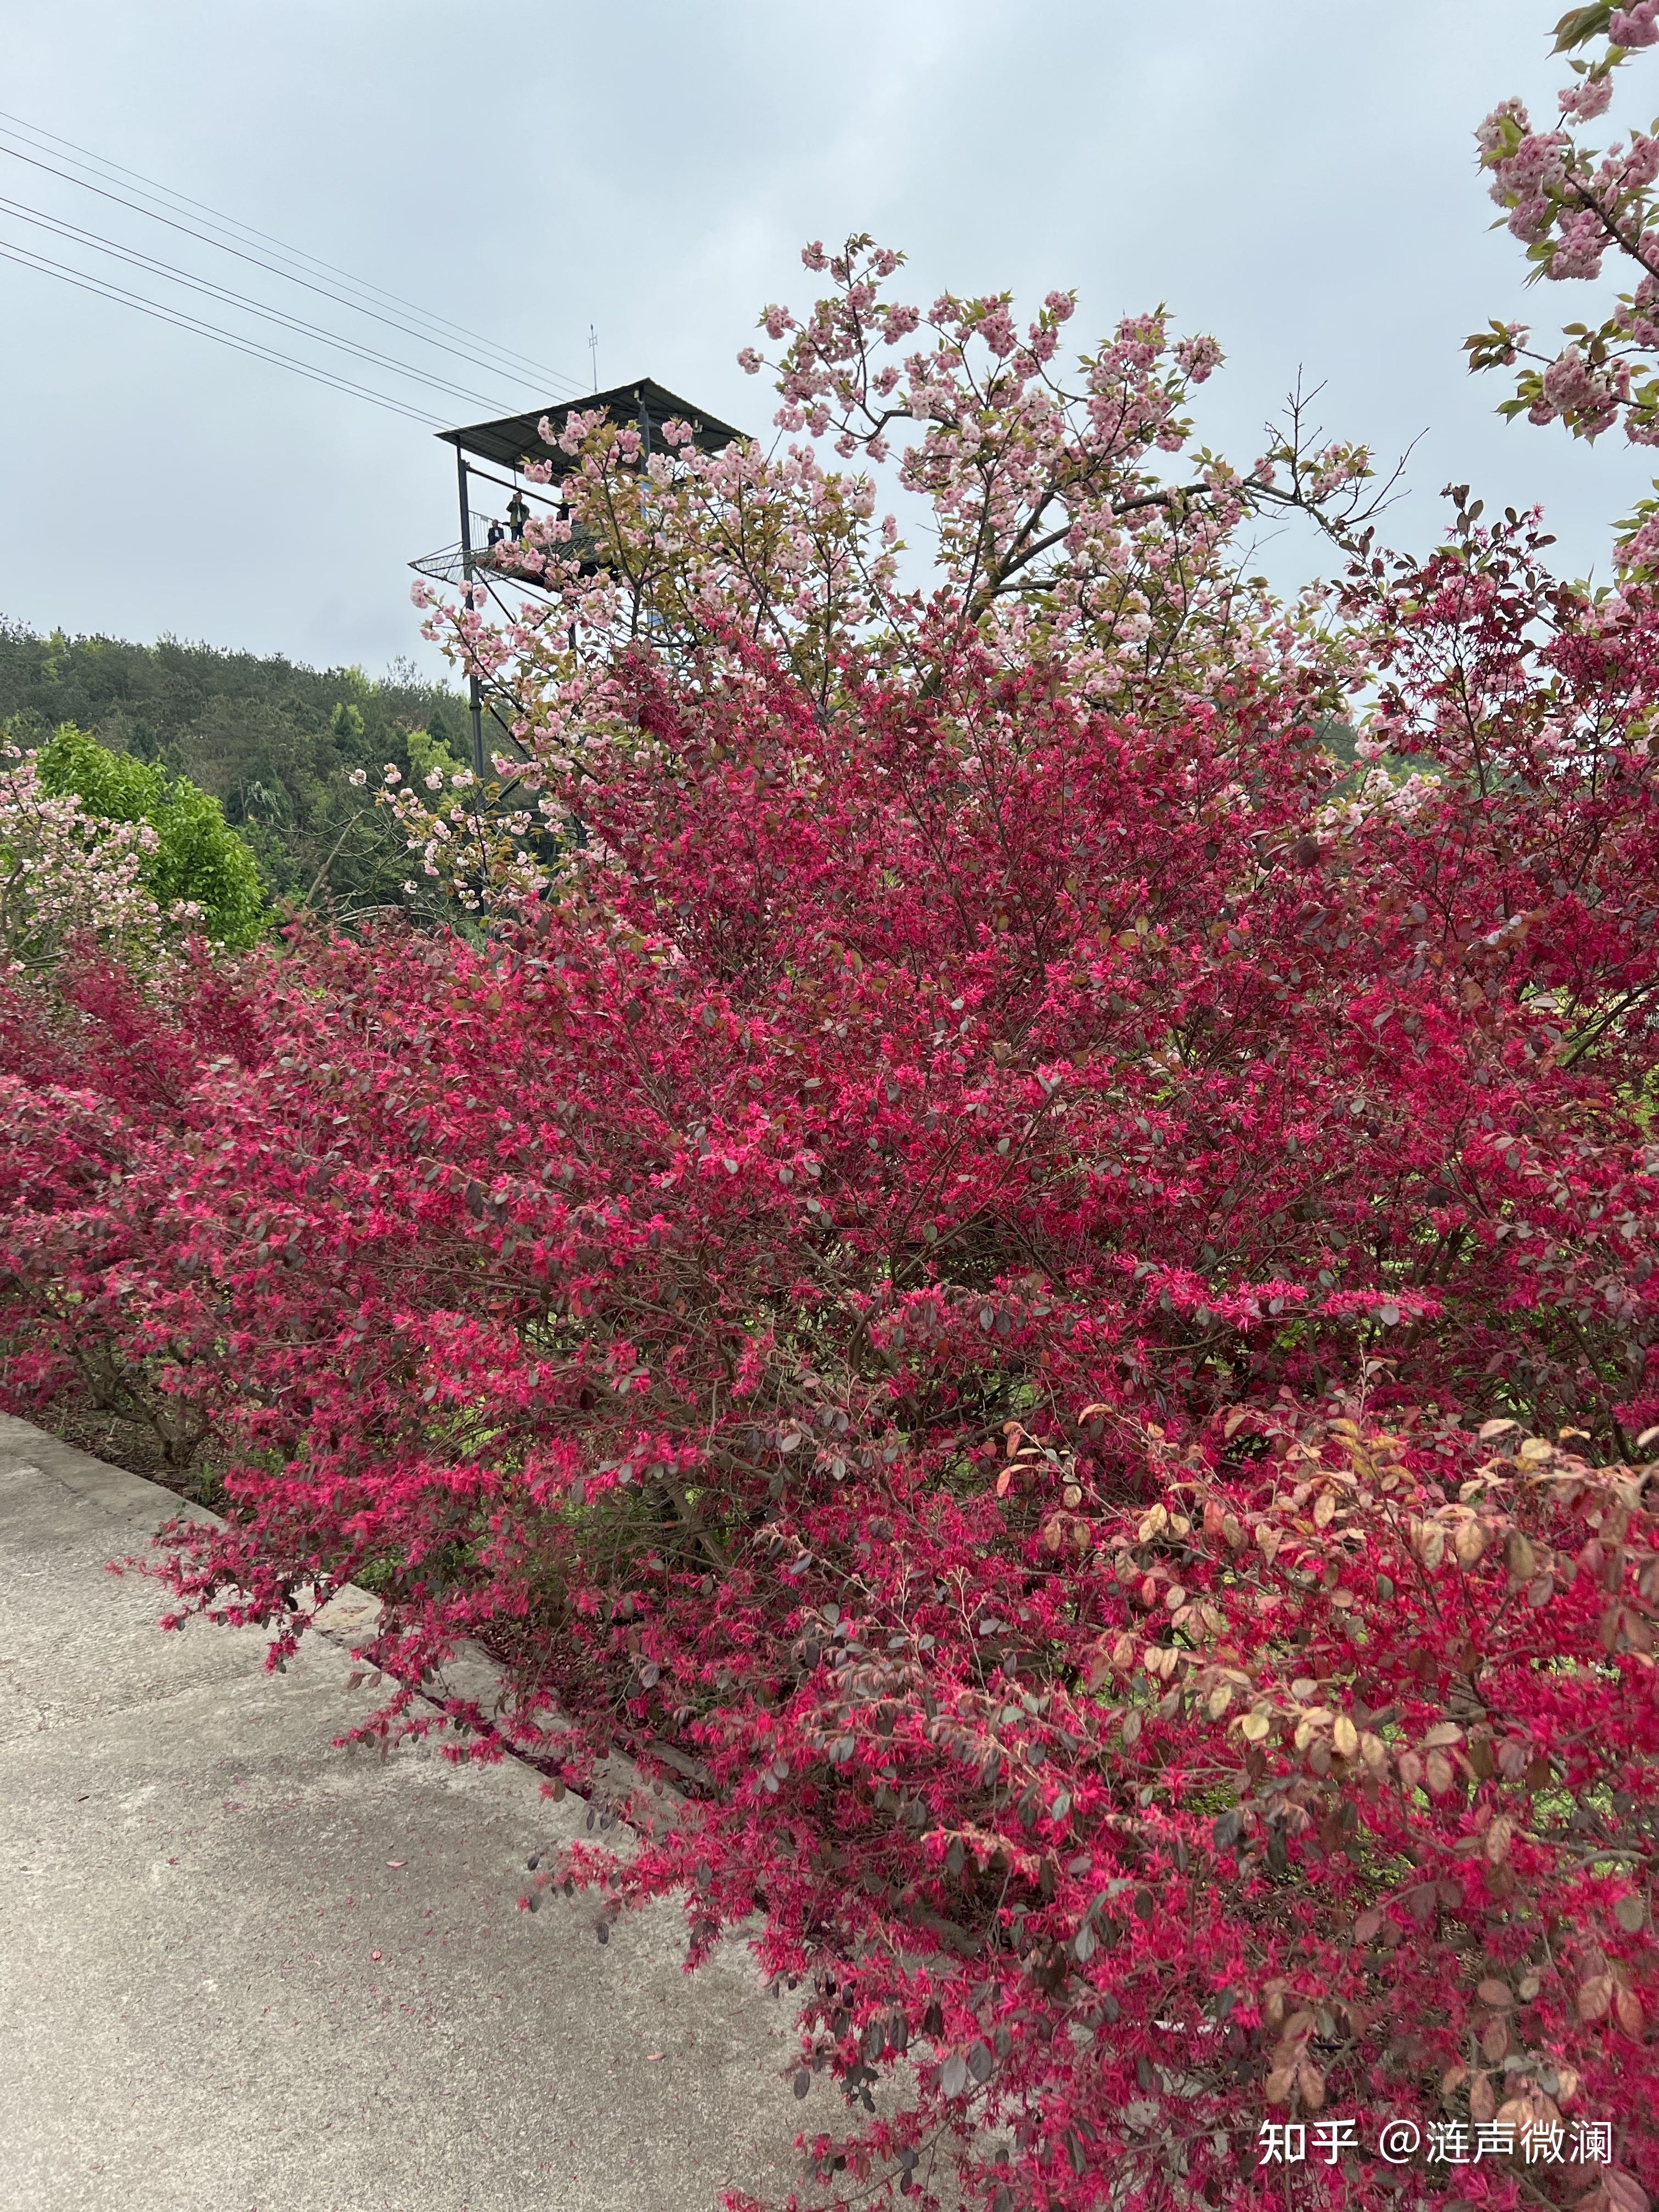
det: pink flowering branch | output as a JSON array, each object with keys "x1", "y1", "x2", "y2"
[{"x1": 1469, "y1": 5, "x2": 1659, "y2": 568}]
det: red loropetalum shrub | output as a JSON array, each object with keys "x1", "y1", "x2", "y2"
[
  {"x1": 0, "y1": 947, "x2": 263, "y2": 1469},
  {"x1": 3, "y1": 503, "x2": 1658, "y2": 2206}
]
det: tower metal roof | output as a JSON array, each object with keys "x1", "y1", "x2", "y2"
[{"x1": 438, "y1": 376, "x2": 746, "y2": 475}]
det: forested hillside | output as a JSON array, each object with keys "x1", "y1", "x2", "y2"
[{"x1": 0, "y1": 620, "x2": 467, "y2": 916}]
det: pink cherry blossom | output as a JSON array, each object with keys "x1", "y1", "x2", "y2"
[{"x1": 1612, "y1": 1, "x2": 1659, "y2": 47}]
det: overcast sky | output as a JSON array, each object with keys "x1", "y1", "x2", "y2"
[{"x1": 1, "y1": 0, "x2": 1652, "y2": 681}]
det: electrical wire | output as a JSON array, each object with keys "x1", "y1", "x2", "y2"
[
  {"x1": 0, "y1": 237, "x2": 444, "y2": 425},
  {"x1": 0, "y1": 107, "x2": 584, "y2": 395},
  {"x1": 0, "y1": 137, "x2": 575, "y2": 409},
  {"x1": 0, "y1": 192, "x2": 519, "y2": 413}
]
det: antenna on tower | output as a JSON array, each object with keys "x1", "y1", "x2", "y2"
[{"x1": 588, "y1": 325, "x2": 598, "y2": 387}]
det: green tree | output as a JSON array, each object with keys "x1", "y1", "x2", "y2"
[
  {"x1": 405, "y1": 721, "x2": 465, "y2": 789},
  {"x1": 328, "y1": 701, "x2": 369, "y2": 763},
  {"x1": 35, "y1": 723, "x2": 266, "y2": 947}
]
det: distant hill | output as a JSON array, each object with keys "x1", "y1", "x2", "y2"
[{"x1": 0, "y1": 620, "x2": 469, "y2": 918}]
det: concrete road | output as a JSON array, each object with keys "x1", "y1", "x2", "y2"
[{"x1": 0, "y1": 1415, "x2": 804, "y2": 2212}]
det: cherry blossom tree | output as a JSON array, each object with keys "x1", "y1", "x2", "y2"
[
  {"x1": 391, "y1": 240, "x2": 1387, "y2": 911},
  {"x1": 0, "y1": 741, "x2": 196, "y2": 972}
]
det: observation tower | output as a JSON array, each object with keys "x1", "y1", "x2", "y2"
[{"x1": 412, "y1": 379, "x2": 744, "y2": 776}]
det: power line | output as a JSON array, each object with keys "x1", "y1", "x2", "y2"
[
  {"x1": 0, "y1": 193, "x2": 518, "y2": 413},
  {"x1": 0, "y1": 238, "x2": 444, "y2": 425},
  {"x1": 0, "y1": 137, "x2": 574, "y2": 415},
  {"x1": 0, "y1": 109, "x2": 585, "y2": 398}
]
